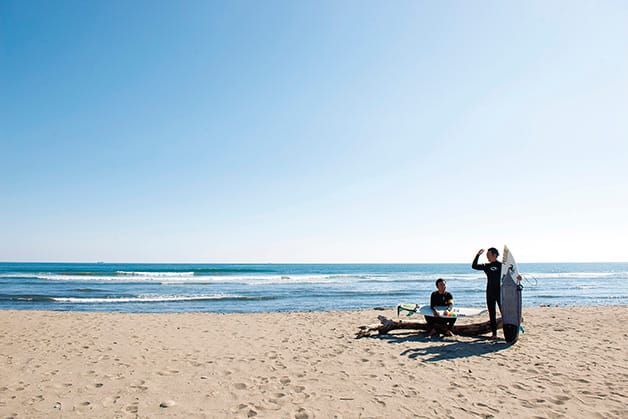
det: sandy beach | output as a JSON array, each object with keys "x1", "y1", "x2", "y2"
[{"x1": 1, "y1": 306, "x2": 626, "y2": 418}]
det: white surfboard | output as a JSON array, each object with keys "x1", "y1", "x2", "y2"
[
  {"x1": 397, "y1": 303, "x2": 486, "y2": 318},
  {"x1": 501, "y1": 245, "x2": 520, "y2": 279},
  {"x1": 501, "y1": 245, "x2": 523, "y2": 343}
]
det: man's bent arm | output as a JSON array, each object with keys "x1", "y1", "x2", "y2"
[
  {"x1": 446, "y1": 295, "x2": 454, "y2": 310},
  {"x1": 472, "y1": 253, "x2": 484, "y2": 270}
]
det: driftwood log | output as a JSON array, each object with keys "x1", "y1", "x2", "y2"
[{"x1": 355, "y1": 315, "x2": 503, "y2": 339}]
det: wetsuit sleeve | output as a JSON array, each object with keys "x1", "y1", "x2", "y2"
[
  {"x1": 445, "y1": 292, "x2": 454, "y2": 307},
  {"x1": 472, "y1": 253, "x2": 486, "y2": 271},
  {"x1": 430, "y1": 292, "x2": 437, "y2": 309}
]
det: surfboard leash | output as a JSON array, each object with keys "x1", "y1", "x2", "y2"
[{"x1": 521, "y1": 275, "x2": 539, "y2": 287}]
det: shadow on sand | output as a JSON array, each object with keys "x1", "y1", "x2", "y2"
[{"x1": 373, "y1": 332, "x2": 512, "y2": 362}]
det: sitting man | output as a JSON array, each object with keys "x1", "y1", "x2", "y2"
[{"x1": 425, "y1": 278, "x2": 456, "y2": 337}]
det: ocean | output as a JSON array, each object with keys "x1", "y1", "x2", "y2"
[{"x1": 0, "y1": 262, "x2": 626, "y2": 313}]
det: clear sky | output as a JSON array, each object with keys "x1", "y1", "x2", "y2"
[{"x1": 1, "y1": 1, "x2": 627, "y2": 263}]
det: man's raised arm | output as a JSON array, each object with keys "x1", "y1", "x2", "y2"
[{"x1": 472, "y1": 249, "x2": 485, "y2": 270}]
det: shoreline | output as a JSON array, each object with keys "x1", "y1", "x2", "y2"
[
  {"x1": 0, "y1": 302, "x2": 626, "y2": 314},
  {"x1": 1, "y1": 306, "x2": 627, "y2": 418}
]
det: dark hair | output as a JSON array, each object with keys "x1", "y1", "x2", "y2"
[
  {"x1": 435, "y1": 278, "x2": 446, "y2": 287},
  {"x1": 488, "y1": 247, "x2": 499, "y2": 257}
]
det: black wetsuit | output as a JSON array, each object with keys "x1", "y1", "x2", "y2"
[
  {"x1": 425, "y1": 291, "x2": 456, "y2": 330},
  {"x1": 472, "y1": 254, "x2": 502, "y2": 335}
]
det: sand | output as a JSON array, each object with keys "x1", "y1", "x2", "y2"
[{"x1": 1, "y1": 306, "x2": 627, "y2": 418}]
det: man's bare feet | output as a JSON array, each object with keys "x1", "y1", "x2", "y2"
[{"x1": 444, "y1": 330, "x2": 453, "y2": 337}]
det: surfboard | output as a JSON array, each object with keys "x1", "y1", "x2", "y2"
[
  {"x1": 397, "y1": 303, "x2": 486, "y2": 318},
  {"x1": 501, "y1": 245, "x2": 523, "y2": 343}
]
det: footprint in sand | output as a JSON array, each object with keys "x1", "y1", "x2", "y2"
[
  {"x1": 234, "y1": 383, "x2": 247, "y2": 390},
  {"x1": 294, "y1": 408, "x2": 310, "y2": 419},
  {"x1": 125, "y1": 405, "x2": 139, "y2": 413},
  {"x1": 157, "y1": 369, "x2": 180, "y2": 376},
  {"x1": 519, "y1": 400, "x2": 536, "y2": 408},
  {"x1": 475, "y1": 402, "x2": 499, "y2": 413},
  {"x1": 279, "y1": 377, "x2": 291, "y2": 385},
  {"x1": 550, "y1": 395, "x2": 571, "y2": 405}
]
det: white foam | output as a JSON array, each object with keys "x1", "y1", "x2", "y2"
[
  {"x1": 51, "y1": 294, "x2": 241, "y2": 303},
  {"x1": 116, "y1": 271, "x2": 195, "y2": 277},
  {"x1": 159, "y1": 274, "x2": 343, "y2": 285},
  {"x1": 0, "y1": 272, "x2": 499, "y2": 284},
  {"x1": 5, "y1": 271, "x2": 624, "y2": 285},
  {"x1": 524, "y1": 272, "x2": 628, "y2": 279},
  {"x1": 0, "y1": 272, "x2": 353, "y2": 284}
]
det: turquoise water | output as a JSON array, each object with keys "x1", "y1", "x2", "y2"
[{"x1": 0, "y1": 262, "x2": 626, "y2": 313}]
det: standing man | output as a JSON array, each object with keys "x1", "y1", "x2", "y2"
[{"x1": 472, "y1": 248, "x2": 502, "y2": 339}]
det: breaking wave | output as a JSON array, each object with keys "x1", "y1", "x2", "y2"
[{"x1": 0, "y1": 294, "x2": 273, "y2": 303}]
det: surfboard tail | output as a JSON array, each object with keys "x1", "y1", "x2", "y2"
[{"x1": 503, "y1": 324, "x2": 519, "y2": 343}]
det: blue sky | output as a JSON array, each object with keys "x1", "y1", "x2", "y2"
[{"x1": 1, "y1": 1, "x2": 627, "y2": 262}]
